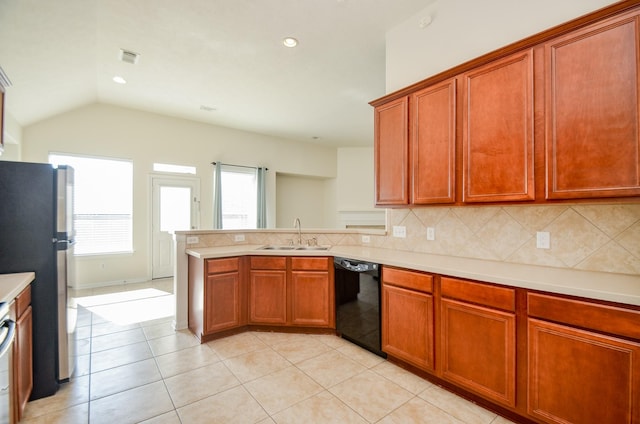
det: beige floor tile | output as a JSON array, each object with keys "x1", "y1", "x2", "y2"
[
  {"x1": 312, "y1": 333, "x2": 354, "y2": 349},
  {"x1": 330, "y1": 370, "x2": 414, "y2": 422},
  {"x1": 378, "y1": 396, "x2": 464, "y2": 424},
  {"x1": 297, "y1": 350, "x2": 367, "y2": 388},
  {"x1": 155, "y1": 344, "x2": 220, "y2": 378},
  {"x1": 91, "y1": 328, "x2": 146, "y2": 352},
  {"x1": 91, "y1": 321, "x2": 141, "y2": 337},
  {"x1": 372, "y1": 361, "x2": 434, "y2": 394},
  {"x1": 74, "y1": 353, "x2": 90, "y2": 378},
  {"x1": 223, "y1": 348, "x2": 291, "y2": 383},
  {"x1": 90, "y1": 358, "x2": 162, "y2": 400},
  {"x1": 271, "y1": 336, "x2": 333, "y2": 364},
  {"x1": 138, "y1": 410, "x2": 182, "y2": 424},
  {"x1": 419, "y1": 386, "x2": 497, "y2": 424},
  {"x1": 337, "y1": 343, "x2": 386, "y2": 368},
  {"x1": 253, "y1": 330, "x2": 309, "y2": 346},
  {"x1": 143, "y1": 320, "x2": 177, "y2": 340},
  {"x1": 89, "y1": 381, "x2": 174, "y2": 424},
  {"x1": 257, "y1": 418, "x2": 277, "y2": 424},
  {"x1": 207, "y1": 331, "x2": 269, "y2": 359},
  {"x1": 176, "y1": 386, "x2": 268, "y2": 424},
  {"x1": 90, "y1": 341, "x2": 153, "y2": 373},
  {"x1": 272, "y1": 390, "x2": 368, "y2": 424},
  {"x1": 19, "y1": 402, "x2": 88, "y2": 424},
  {"x1": 245, "y1": 367, "x2": 323, "y2": 415},
  {"x1": 22, "y1": 375, "x2": 90, "y2": 420},
  {"x1": 147, "y1": 329, "x2": 200, "y2": 356},
  {"x1": 164, "y1": 362, "x2": 240, "y2": 408},
  {"x1": 75, "y1": 337, "x2": 91, "y2": 356}
]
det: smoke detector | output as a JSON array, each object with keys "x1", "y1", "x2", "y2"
[{"x1": 119, "y1": 49, "x2": 140, "y2": 65}]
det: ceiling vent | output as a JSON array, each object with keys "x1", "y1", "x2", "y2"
[{"x1": 119, "y1": 49, "x2": 140, "y2": 65}]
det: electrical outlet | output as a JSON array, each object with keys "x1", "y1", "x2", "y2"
[
  {"x1": 361, "y1": 235, "x2": 371, "y2": 243},
  {"x1": 234, "y1": 234, "x2": 245, "y2": 242},
  {"x1": 186, "y1": 236, "x2": 199, "y2": 244},
  {"x1": 392, "y1": 225, "x2": 406, "y2": 238},
  {"x1": 536, "y1": 231, "x2": 550, "y2": 249},
  {"x1": 426, "y1": 227, "x2": 435, "y2": 241}
]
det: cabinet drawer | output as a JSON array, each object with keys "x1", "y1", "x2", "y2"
[
  {"x1": 291, "y1": 257, "x2": 330, "y2": 271},
  {"x1": 250, "y1": 256, "x2": 287, "y2": 270},
  {"x1": 441, "y1": 277, "x2": 515, "y2": 312},
  {"x1": 15, "y1": 285, "x2": 31, "y2": 317},
  {"x1": 382, "y1": 267, "x2": 433, "y2": 293},
  {"x1": 528, "y1": 293, "x2": 640, "y2": 340},
  {"x1": 206, "y1": 257, "x2": 239, "y2": 274}
]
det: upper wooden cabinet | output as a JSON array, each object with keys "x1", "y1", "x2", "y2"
[
  {"x1": 411, "y1": 78, "x2": 457, "y2": 204},
  {"x1": 545, "y1": 11, "x2": 640, "y2": 199},
  {"x1": 462, "y1": 50, "x2": 535, "y2": 202},
  {"x1": 374, "y1": 96, "x2": 409, "y2": 205},
  {"x1": 371, "y1": 3, "x2": 640, "y2": 206}
]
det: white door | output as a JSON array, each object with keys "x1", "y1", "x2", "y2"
[{"x1": 152, "y1": 177, "x2": 199, "y2": 279}]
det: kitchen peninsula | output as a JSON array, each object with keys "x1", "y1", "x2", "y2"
[{"x1": 176, "y1": 229, "x2": 640, "y2": 424}]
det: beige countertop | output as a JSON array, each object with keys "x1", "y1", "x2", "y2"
[
  {"x1": 186, "y1": 244, "x2": 640, "y2": 307},
  {"x1": 0, "y1": 272, "x2": 35, "y2": 303}
]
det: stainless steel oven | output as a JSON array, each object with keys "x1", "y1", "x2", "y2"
[
  {"x1": 334, "y1": 257, "x2": 386, "y2": 357},
  {"x1": 0, "y1": 302, "x2": 16, "y2": 424}
]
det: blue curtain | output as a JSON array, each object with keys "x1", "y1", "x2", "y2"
[
  {"x1": 213, "y1": 162, "x2": 223, "y2": 229},
  {"x1": 256, "y1": 167, "x2": 267, "y2": 228}
]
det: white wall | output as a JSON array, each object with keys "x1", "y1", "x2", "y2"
[
  {"x1": 1, "y1": 111, "x2": 22, "y2": 161},
  {"x1": 336, "y1": 147, "x2": 375, "y2": 211},
  {"x1": 275, "y1": 174, "x2": 335, "y2": 229},
  {"x1": 386, "y1": 0, "x2": 620, "y2": 92},
  {"x1": 22, "y1": 103, "x2": 338, "y2": 286}
]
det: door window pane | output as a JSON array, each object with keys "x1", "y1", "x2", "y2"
[{"x1": 160, "y1": 186, "x2": 191, "y2": 231}]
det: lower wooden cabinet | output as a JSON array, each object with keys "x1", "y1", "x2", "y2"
[
  {"x1": 249, "y1": 256, "x2": 334, "y2": 328},
  {"x1": 290, "y1": 257, "x2": 334, "y2": 328},
  {"x1": 12, "y1": 284, "x2": 33, "y2": 422},
  {"x1": 188, "y1": 256, "x2": 246, "y2": 341},
  {"x1": 381, "y1": 267, "x2": 435, "y2": 371},
  {"x1": 527, "y1": 293, "x2": 640, "y2": 424},
  {"x1": 249, "y1": 257, "x2": 287, "y2": 325},
  {"x1": 440, "y1": 277, "x2": 516, "y2": 407}
]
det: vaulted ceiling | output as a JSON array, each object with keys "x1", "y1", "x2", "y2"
[{"x1": 0, "y1": 0, "x2": 433, "y2": 147}]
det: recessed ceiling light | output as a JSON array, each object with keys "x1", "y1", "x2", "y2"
[
  {"x1": 113, "y1": 75, "x2": 127, "y2": 84},
  {"x1": 283, "y1": 37, "x2": 298, "y2": 48}
]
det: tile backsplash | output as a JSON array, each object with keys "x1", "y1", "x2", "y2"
[
  {"x1": 380, "y1": 204, "x2": 640, "y2": 276},
  {"x1": 185, "y1": 203, "x2": 640, "y2": 276}
]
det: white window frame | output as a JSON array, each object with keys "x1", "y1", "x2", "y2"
[{"x1": 49, "y1": 153, "x2": 134, "y2": 256}]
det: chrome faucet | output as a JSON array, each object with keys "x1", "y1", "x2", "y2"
[{"x1": 293, "y1": 217, "x2": 302, "y2": 245}]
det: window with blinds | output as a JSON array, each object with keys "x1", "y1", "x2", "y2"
[{"x1": 49, "y1": 153, "x2": 133, "y2": 255}]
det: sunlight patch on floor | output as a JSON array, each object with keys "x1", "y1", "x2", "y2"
[{"x1": 75, "y1": 288, "x2": 174, "y2": 325}]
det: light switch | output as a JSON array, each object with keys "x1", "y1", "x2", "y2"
[
  {"x1": 426, "y1": 227, "x2": 435, "y2": 241},
  {"x1": 392, "y1": 226, "x2": 406, "y2": 238},
  {"x1": 186, "y1": 236, "x2": 199, "y2": 244},
  {"x1": 536, "y1": 232, "x2": 550, "y2": 249}
]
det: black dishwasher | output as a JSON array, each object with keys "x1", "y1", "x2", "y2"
[{"x1": 334, "y1": 257, "x2": 386, "y2": 358}]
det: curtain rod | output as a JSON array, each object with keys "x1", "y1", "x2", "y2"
[{"x1": 211, "y1": 162, "x2": 268, "y2": 171}]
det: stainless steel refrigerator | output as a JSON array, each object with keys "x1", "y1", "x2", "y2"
[{"x1": 0, "y1": 161, "x2": 76, "y2": 399}]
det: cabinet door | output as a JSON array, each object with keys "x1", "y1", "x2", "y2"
[
  {"x1": 441, "y1": 299, "x2": 516, "y2": 407},
  {"x1": 411, "y1": 78, "x2": 456, "y2": 204},
  {"x1": 375, "y1": 96, "x2": 409, "y2": 205},
  {"x1": 15, "y1": 305, "x2": 33, "y2": 421},
  {"x1": 528, "y1": 318, "x2": 640, "y2": 424},
  {"x1": 545, "y1": 13, "x2": 640, "y2": 199},
  {"x1": 204, "y1": 272, "x2": 241, "y2": 334},
  {"x1": 249, "y1": 270, "x2": 287, "y2": 324},
  {"x1": 462, "y1": 49, "x2": 534, "y2": 202},
  {"x1": 290, "y1": 271, "x2": 332, "y2": 327},
  {"x1": 381, "y1": 284, "x2": 434, "y2": 371}
]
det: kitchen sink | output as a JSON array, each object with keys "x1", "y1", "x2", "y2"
[{"x1": 257, "y1": 245, "x2": 330, "y2": 251}]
